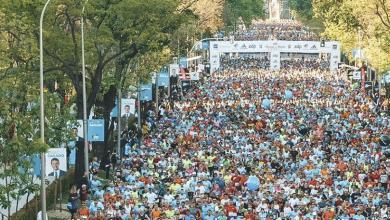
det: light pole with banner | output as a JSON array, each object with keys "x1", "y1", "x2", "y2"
[
  {"x1": 39, "y1": 0, "x2": 53, "y2": 219},
  {"x1": 81, "y1": 0, "x2": 89, "y2": 179}
]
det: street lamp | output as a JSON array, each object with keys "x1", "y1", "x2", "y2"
[
  {"x1": 39, "y1": 1, "x2": 53, "y2": 219},
  {"x1": 81, "y1": 0, "x2": 89, "y2": 180}
]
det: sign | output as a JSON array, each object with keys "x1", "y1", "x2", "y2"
[
  {"x1": 32, "y1": 154, "x2": 41, "y2": 177},
  {"x1": 110, "y1": 98, "x2": 118, "y2": 118},
  {"x1": 140, "y1": 84, "x2": 153, "y2": 101},
  {"x1": 169, "y1": 64, "x2": 179, "y2": 77},
  {"x1": 190, "y1": 72, "x2": 200, "y2": 81},
  {"x1": 202, "y1": 41, "x2": 209, "y2": 50},
  {"x1": 46, "y1": 148, "x2": 67, "y2": 178},
  {"x1": 87, "y1": 119, "x2": 104, "y2": 141},
  {"x1": 157, "y1": 71, "x2": 170, "y2": 87},
  {"x1": 179, "y1": 57, "x2": 187, "y2": 68},
  {"x1": 121, "y1": 98, "x2": 136, "y2": 116},
  {"x1": 353, "y1": 71, "x2": 361, "y2": 80},
  {"x1": 198, "y1": 64, "x2": 205, "y2": 71},
  {"x1": 352, "y1": 49, "x2": 363, "y2": 59},
  {"x1": 209, "y1": 40, "x2": 341, "y2": 72},
  {"x1": 76, "y1": 119, "x2": 84, "y2": 138}
]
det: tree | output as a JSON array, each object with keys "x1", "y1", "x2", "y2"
[
  {"x1": 313, "y1": 0, "x2": 390, "y2": 72},
  {"x1": 223, "y1": 0, "x2": 265, "y2": 32},
  {"x1": 0, "y1": 67, "x2": 74, "y2": 218},
  {"x1": 289, "y1": 0, "x2": 313, "y2": 19},
  {"x1": 0, "y1": 0, "x2": 191, "y2": 185}
]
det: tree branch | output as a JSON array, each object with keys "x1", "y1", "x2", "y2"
[{"x1": 375, "y1": 1, "x2": 390, "y2": 28}]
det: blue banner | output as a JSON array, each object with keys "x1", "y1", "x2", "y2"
[
  {"x1": 88, "y1": 119, "x2": 105, "y2": 141},
  {"x1": 202, "y1": 41, "x2": 209, "y2": 50},
  {"x1": 179, "y1": 57, "x2": 187, "y2": 68},
  {"x1": 110, "y1": 98, "x2": 118, "y2": 118},
  {"x1": 157, "y1": 71, "x2": 170, "y2": 87},
  {"x1": 69, "y1": 148, "x2": 76, "y2": 165},
  {"x1": 140, "y1": 84, "x2": 153, "y2": 101},
  {"x1": 32, "y1": 154, "x2": 41, "y2": 177}
]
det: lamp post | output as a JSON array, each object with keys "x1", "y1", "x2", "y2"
[
  {"x1": 39, "y1": 1, "x2": 53, "y2": 219},
  {"x1": 81, "y1": 0, "x2": 89, "y2": 180}
]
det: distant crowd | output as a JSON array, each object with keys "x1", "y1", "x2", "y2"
[
  {"x1": 234, "y1": 19, "x2": 320, "y2": 41},
  {"x1": 219, "y1": 56, "x2": 270, "y2": 71},
  {"x1": 219, "y1": 56, "x2": 330, "y2": 71}
]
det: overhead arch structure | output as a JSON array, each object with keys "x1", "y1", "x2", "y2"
[{"x1": 209, "y1": 40, "x2": 341, "y2": 73}]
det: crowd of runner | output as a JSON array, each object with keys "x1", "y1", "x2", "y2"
[
  {"x1": 219, "y1": 56, "x2": 270, "y2": 71},
  {"x1": 235, "y1": 20, "x2": 320, "y2": 41},
  {"x1": 68, "y1": 65, "x2": 390, "y2": 220},
  {"x1": 280, "y1": 59, "x2": 330, "y2": 71},
  {"x1": 219, "y1": 56, "x2": 329, "y2": 71}
]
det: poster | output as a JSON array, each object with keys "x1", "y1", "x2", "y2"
[
  {"x1": 75, "y1": 119, "x2": 84, "y2": 138},
  {"x1": 157, "y1": 71, "x2": 170, "y2": 87},
  {"x1": 87, "y1": 119, "x2": 105, "y2": 142},
  {"x1": 46, "y1": 148, "x2": 67, "y2": 178},
  {"x1": 179, "y1": 57, "x2": 187, "y2": 68},
  {"x1": 169, "y1": 64, "x2": 179, "y2": 77},
  {"x1": 140, "y1": 84, "x2": 153, "y2": 101},
  {"x1": 121, "y1": 99, "x2": 136, "y2": 116},
  {"x1": 110, "y1": 98, "x2": 118, "y2": 118},
  {"x1": 190, "y1": 72, "x2": 200, "y2": 81}
]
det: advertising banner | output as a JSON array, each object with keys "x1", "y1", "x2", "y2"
[
  {"x1": 169, "y1": 64, "x2": 179, "y2": 77},
  {"x1": 87, "y1": 119, "x2": 105, "y2": 142},
  {"x1": 209, "y1": 40, "x2": 341, "y2": 72},
  {"x1": 157, "y1": 71, "x2": 170, "y2": 87},
  {"x1": 110, "y1": 98, "x2": 118, "y2": 118},
  {"x1": 140, "y1": 84, "x2": 153, "y2": 101},
  {"x1": 121, "y1": 99, "x2": 136, "y2": 116},
  {"x1": 179, "y1": 57, "x2": 187, "y2": 68},
  {"x1": 190, "y1": 72, "x2": 200, "y2": 81},
  {"x1": 46, "y1": 148, "x2": 67, "y2": 178}
]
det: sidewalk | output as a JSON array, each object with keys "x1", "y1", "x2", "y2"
[{"x1": 47, "y1": 203, "x2": 71, "y2": 220}]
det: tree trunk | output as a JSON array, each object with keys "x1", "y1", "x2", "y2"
[{"x1": 74, "y1": 92, "x2": 86, "y2": 188}]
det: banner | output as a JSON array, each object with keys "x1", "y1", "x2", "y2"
[
  {"x1": 202, "y1": 41, "x2": 209, "y2": 50},
  {"x1": 169, "y1": 64, "x2": 179, "y2": 77},
  {"x1": 157, "y1": 71, "x2": 170, "y2": 87},
  {"x1": 179, "y1": 57, "x2": 187, "y2": 68},
  {"x1": 198, "y1": 64, "x2": 205, "y2": 72},
  {"x1": 352, "y1": 49, "x2": 364, "y2": 59},
  {"x1": 190, "y1": 72, "x2": 200, "y2": 81},
  {"x1": 76, "y1": 119, "x2": 84, "y2": 138},
  {"x1": 32, "y1": 154, "x2": 41, "y2": 176},
  {"x1": 46, "y1": 148, "x2": 67, "y2": 178},
  {"x1": 69, "y1": 148, "x2": 76, "y2": 165},
  {"x1": 110, "y1": 98, "x2": 118, "y2": 118},
  {"x1": 209, "y1": 40, "x2": 341, "y2": 72},
  {"x1": 140, "y1": 84, "x2": 153, "y2": 101},
  {"x1": 87, "y1": 119, "x2": 105, "y2": 141},
  {"x1": 121, "y1": 99, "x2": 136, "y2": 116},
  {"x1": 353, "y1": 71, "x2": 361, "y2": 80}
]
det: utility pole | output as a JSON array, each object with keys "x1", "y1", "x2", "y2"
[
  {"x1": 39, "y1": 0, "x2": 53, "y2": 219},
  {"x1": 137, "y1": 82, "x2": 142, "y2": 147},
  {"x1": 117, "y1": 86, "x2": 121, "y2": 157}
]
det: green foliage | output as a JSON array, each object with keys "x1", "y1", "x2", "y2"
[
  {"x1": 0, "y1": 0, "x2": 192, "y2": 185},
  {"x1": 224, "y1": 0, "x2": 265, "y2": 30},
  {"x1": 313, "y1": 0, "x2": 390, "y2": 73},
  {"x1": 290, "y1": 0, "x2": 313, "y2": 20}
]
